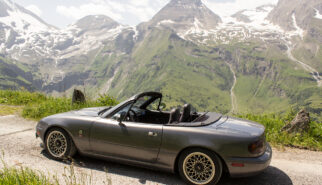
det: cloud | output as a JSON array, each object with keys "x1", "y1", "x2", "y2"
[
  {"x1": 26, "y1": 4, "x2": 42, "y2": 17},
  {"x1": 56, "y1": 2, "x2": 124, "y2": 22},
  {"x1": 56, "y1": 0, "x2": 168, "y2": 25},
  {"x1": 203, "y1": 0, "x2": 278, "y2": 17},
  {"x1": 129, "y1": 0, "x2": 150, "y2": 7}
]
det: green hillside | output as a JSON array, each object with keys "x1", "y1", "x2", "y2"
[
  {"x1": 88, "y1": 28, "x2": 322, "y2": 121},
  {"x1": 0, "y1": 56, "x2": 35, "y2": 91}
]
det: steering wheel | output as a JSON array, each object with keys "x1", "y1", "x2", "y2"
[{"x1": 127, "y1": 109, "x2": 137, "y2": 122}]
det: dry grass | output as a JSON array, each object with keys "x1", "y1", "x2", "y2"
[{"x1": 0, "y1": 105, "x2": 23, "y2": 116}]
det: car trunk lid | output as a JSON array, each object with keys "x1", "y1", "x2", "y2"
[{"x1": 214, "y1": 116, "x2": 265, "y2": 137}]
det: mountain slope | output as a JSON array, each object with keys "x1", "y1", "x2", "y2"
[
  {"x1": 98, "y1": 27, "x2": 321, "y2": 119},
  {"x1": 93, "y1": 0, "x2": 322, "y2": 120},
  {"x1": 0, "y1": 56, "x2": 35, "y2": 90},
  {"x1": 0, "y1": 0, "x2": 131, "y2": 94},
  {"x1": 0, "y1": 0, "x2": 321, "y2": 121}
]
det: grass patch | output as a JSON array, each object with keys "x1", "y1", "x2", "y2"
[
  {"x1": 0, "y1": 90, "x2": 118, "y2": 120},
  {"x1": 0, "y1": 155, "x2": 111, "y2": 185},
  {"x1": 0, "y1": 90, "x2": 47, "y2": 105},
  {"x1": 0, "y1": 166, "x2": 52, "y2": 185},
  {"x1": 0, "y1": 105, "x2": 23, "y2": 116},
  {"x1": 237, "y1": 111, "x2": 322, "y2": 151},
  {"x1": 0, "y1": 157, "x2": 52, "y2": 185}
]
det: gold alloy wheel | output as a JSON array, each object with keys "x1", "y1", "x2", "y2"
[
  {"x1": 183, "y1": 152, "x2": 216, "y2": 185},
  {"x1": 46, "y1": 130, "x2": 67, "y2": 158}
]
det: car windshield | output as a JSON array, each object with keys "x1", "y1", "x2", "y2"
[
  {"x1": 100, "y1": 98, "x2": 133, "y2": 117},
  {"x1": 98, "y1": 107, "x2": 111, "y2": 115},
  {"x1": 132, "y1": 96, "x2": 152, "y2": 108}
]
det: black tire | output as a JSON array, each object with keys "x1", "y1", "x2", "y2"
[
  {"x1": 178, "y1": 148, "x2": 223, "y2": 185},
  {"x1": 44, "y1": 127, "x2": 77, "y2": 160}
]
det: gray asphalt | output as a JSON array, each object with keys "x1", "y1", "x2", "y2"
[{"x1": 0, "y1": 115, "x2": 321, "y2": 185}]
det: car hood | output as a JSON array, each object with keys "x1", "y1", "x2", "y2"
[
  {"x1": 70, "y1": 106, "x2": 111, "y2": 117},
  {"x1": 213, "y1": 116, "x2": 265, "y2": 137}
]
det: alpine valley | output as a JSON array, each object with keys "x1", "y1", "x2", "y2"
[{"x1": 0, "y1": 0, "x2": 321, "y2": 120}]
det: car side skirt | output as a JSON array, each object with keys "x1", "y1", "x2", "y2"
[{"x1": 80, "y1": 151, "x2": 174, "y2": 173}]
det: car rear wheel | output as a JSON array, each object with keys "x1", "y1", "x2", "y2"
[
  {"x1": 178, "y1": 148, "x2": 222, "y2": 185},
  {"x1": 45, "y1": 128, "x2": 76, "y2": 160}
]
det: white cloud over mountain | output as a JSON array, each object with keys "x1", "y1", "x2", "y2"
[
  {"x1": 55, "y1": 0, "x2": 168, "y2": 25},
  {"x1": 204, "y1": 0, "x2": 278, "y2": 17},
  {"x1": 56, "y1": 2, "x2": 124, "y2": 22},
  {"x1": 26, "y1": 4, "x2": 42, "y2": 16}
]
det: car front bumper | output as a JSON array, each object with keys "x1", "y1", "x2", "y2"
[{"x1": 227, "y1": 143, "x2": 272, "y2": 177}]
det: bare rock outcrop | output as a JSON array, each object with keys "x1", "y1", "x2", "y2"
[
  {"x1": 72, "y1": 89, "x2": 85, "y2": 104},
  {"x1": 281, "y1": 109, "x2": 310, "y2": 134}
]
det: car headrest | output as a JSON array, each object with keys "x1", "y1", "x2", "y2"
[
  {"x1": 168, "y1": 108, "x2": 180, "y2": 124},
  {"x1": 179, "y1": 104, "x2": 191, "y2": 122}
]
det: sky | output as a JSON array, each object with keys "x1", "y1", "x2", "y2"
[{"x1": 13, "y1": 0, "x2": 278, "y2": 28}]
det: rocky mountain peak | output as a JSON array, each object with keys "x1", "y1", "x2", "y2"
[
  {"x1": 74, "y1": 15, "x2": 119, "y2": 31},
  {"x1": 0, "y1": 0, "x2": 13, "y2": 17},
  {"x1": 148, "y1": 0, "x2": 221, "y2": 32},
  {"x1": 169, "y1": 0, "x2": 202, "y2": 6}
]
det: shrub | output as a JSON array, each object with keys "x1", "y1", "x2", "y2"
[{"x1": 96, "y1": 94, "x2": 118, "y2": 107}]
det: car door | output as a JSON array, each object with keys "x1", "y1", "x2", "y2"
[{"x1": 90, "y1": 107, "x2": 163, "y2": 163}]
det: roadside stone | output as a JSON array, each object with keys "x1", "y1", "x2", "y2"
[
  {"x1": 281, "y1": 109, "x2": 310, "y2": 134},
  {"x1": 72, "y1": 89, "x2": 86, "y2": 104}
]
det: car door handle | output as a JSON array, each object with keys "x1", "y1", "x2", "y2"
[{"x1": 148, "y1": 131, "x2": 158, "y2": 137}]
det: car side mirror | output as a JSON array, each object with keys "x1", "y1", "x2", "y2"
[
  {"x1": 115, "y1": 112, "x2": 126, "y2": 123},
  {"x1": 159, "y1": 103, "x2": 166, "y2": 111}
]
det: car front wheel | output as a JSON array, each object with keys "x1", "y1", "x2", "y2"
[
  {"x1": 45, "y1": 128, "x2": 76, "y2": 160},
  {"x1": 178, "y1": 148, "x2": 222, "y2": 185}
]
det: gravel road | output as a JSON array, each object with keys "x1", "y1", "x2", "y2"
[{"x1": 0, "y1": 115, "x2": 321, "y2": 185}]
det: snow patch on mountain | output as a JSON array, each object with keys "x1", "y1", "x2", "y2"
[
  {"x1": 131, "y1": 26, "x2": 139, "y2": 41},
  {"x1": 157, "y1": 19, "x2": 175, "y2": 26},
  {"x1": 290, "y1": 13, "x2": 304, "y2": 39},
  {"x1": 0, "y1": 3, "x2": 52, "y2": 34},
  {"x1": 192, "y1": 18, "x2": 202, "y2": 33},
  {"x1": 58, "y1": 25, "x2": 127, "y2": 59},
  {"x1": 4, "y1": 28, "x2": 10, "y2": 40},
  {"x1": 178, "y1": 4, "x2": 305, "y2": 45},
  {"x1": 314, "y1": 8, "x2": 322, "y2": 19},
  {"x1": 182, "y1": 18, "x2": 205, "y2": 35}
]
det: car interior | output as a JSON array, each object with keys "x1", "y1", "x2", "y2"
[{"x1": 126, "y1": 95, "x2": 199, "y2": 124}]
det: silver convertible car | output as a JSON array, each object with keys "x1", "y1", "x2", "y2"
[{"x1": 36, "y1": 92, "x2": 272, "y2": 185}]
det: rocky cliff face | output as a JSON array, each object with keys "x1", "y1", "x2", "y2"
[{"x1": 268, "y1": 0, "x2": 322, "y2": 31}]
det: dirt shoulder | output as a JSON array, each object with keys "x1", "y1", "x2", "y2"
[{"x1": 0, "y1": 115, "x2": 321, "y2": 185}]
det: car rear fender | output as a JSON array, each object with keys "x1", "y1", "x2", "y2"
[
  {"x1": 158, "y1": 126, "x2": 227, "y2": 172},
  {"x1": 173, "y1": 146, "x2": 229, "y2": 174}
]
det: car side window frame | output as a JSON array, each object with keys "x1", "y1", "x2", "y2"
[
  {"x1": 146, "y1": 97, "x2": 162, "y2": 111},
  {"x1": 104, "y1": 101, "x2": 135, "y2": 119}
]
